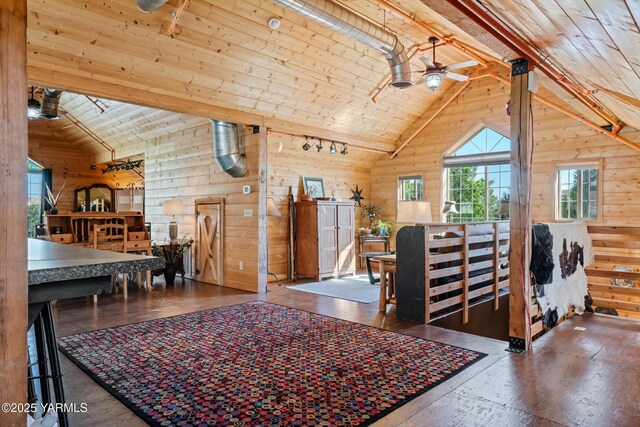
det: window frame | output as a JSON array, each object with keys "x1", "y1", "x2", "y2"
[
  {"x1": 553, "y1": 160, "x2": 603, "y2": 222},
  {"x1": 443, "y1": 125, "x2": 511, "y2": 223},
  {"x1": 397, "y1": 174, "x2": 424, "y2": 202}
]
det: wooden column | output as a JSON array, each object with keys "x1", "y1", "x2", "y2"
[
  {"x1": 257, "y1": 126, "x2": 268, "y2": 293},
  {"x1": 508, "y1": 59, "x2": 533, "y2": 352},
  {"x1": 0, "y1": 0, "x2": 28, "y2": 423}
]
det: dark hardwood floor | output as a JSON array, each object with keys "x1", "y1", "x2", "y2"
[{"x1": 50, "y1": 278, "x2": 640, "y2": 426}]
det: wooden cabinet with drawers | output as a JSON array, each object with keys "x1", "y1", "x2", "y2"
[{"x1": 295, "y1": 200, "x2": 356, "y2": 280}]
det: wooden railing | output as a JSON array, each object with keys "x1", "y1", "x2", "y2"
[
  {"x1": 586, "y1": 225, "x2": 640, "y2": 319},
  {"x1": 424, "y1": 222, "x2": 510, "y2": 324}
]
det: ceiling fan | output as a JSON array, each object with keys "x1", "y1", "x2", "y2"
[{"x1": 415, "y1": 37, "x2": 479, "y2": 91}]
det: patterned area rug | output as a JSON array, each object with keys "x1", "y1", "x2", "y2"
[{"x1": 59, "y1": 302, "x2": 486, "y2": 426}]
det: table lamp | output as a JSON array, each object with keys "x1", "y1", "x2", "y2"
[
  {"x1": 397, "y1": 201, "x2": 432, "y2": 224},
  {"x1": 163, "y1": 199, "x2": 184, "y2": 243}
]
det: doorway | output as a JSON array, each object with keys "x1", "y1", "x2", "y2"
[{"x1": 195, "y1": 199, "x2": 224, "y2": 286}]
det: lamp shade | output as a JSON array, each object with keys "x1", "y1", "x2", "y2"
[
  {"x1": 397, "y1": 201, "x2": 432, "y2": 224},
  {"x1": 163, "y1": 199, "x2": 185, "y2": 216},
  {"x1": 267, "y1": 197, "x2": 281, "y2": 217}
]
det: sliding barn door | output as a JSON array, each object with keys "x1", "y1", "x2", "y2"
[{"x1": 196, "y1": 203, "x2": 222, "y2": 285}]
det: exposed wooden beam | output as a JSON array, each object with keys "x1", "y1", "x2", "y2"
[
  {"x1": 508, "y1": 59, "x2": 533, "y2": 352},
  {"x1": 0, "y1": 0, "x2": 28, "y2": 424},
  {"x1": 27, "y1": 69, "x2": 396, "y2": 153}
]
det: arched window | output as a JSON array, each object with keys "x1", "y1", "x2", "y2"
[{"x1": 444, "y1": 127, "x2": 510, "y2": 222}]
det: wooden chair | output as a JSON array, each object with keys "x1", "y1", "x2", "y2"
[{"x1": 93, "y1": 223, "x2": 128, "y2": 300}]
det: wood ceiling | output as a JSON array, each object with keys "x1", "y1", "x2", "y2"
[
  {"x1": 25, "y1": 0, "x2": 640, "y2": 156},
  {"x1": 447, "y1": 0, "x2": 640, "y2": 131},
  {"x1": 26, "y1": 0, "x2": 500, "y2": 153}
]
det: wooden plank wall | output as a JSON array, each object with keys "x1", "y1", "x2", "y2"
[
  {"x1": 267, "y1": 133, "x2": 383, "y2": 280},
  {"x1": 370, "y1": 78, "x2": 640, "y2": 230},
  {"x1": 28, "y1": 137, "x2": 135, "y2": 212},
  {"x1": 133, "y1": 123, "x2": 260, "y2": 292}
]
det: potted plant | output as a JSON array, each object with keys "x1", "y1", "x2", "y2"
[
  {"x1": 44, "y1": 182, "x2": 66, "y2": 215},
  {"x1": 358, "y1": 226, "x2": 372, "y2": 236},
  {"x1": 373, "y1": 219, "x2": 393, "y2": 237},
  {"x1": 152, "y1": 236, "x2": 194, "y2": 285},
  {"x1": 360, "y1": 204, "x2": 382, "y2": 227}
]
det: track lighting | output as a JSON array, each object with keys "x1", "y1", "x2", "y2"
[
  {"x1": 329, "y1": 142, "x2": 337, "y2": 154},
  {"x1": 341, "y1": 144, "x2": 348, "y2": 155},
  {"x1": 302, "y1": 136, "x2": 311, "y2": 151},
  {"x1": 27, "y1": 86, "x2": 41, "y2": 120},
  {"x1": 316, "y1": 139, "x2": 323, "y2": 152}
]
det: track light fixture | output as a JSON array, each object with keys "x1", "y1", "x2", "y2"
[
  {"x1": 302, "y1": 136, "x2": 311, "y2": 151},
  {"x1": 27, "y1": 86, "x2": 41, "y2": 120},
  {"x1": 316, "y1": 139, "x2": 323, "y2": 152},
  {"x1": 298, "y1": 134, "x2": 348, "y2": 156},
  {"x1": 102, "y1": 159, "x2": 143, "y2": 174},
  {"x1": 341, "y1": 144, "x2": 348, "y2": 155},
  {"x1": 329, "y1": 142, "x2": 337, "y2": 154}
]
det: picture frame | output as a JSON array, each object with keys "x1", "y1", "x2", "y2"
[{"x1": 303, "y1": 176, "x2": 325, "y2": 199}]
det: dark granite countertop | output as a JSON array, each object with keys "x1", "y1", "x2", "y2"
[{"x1": 28, "y1": 239, "x2": 165, "y2": 285}]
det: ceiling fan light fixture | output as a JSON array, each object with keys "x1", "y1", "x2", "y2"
[{"x1": 425, "y1": 73, "x2": 443, "y2": 91}]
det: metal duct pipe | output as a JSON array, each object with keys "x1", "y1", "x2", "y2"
[
  {"x1": 135, "y1": 0, "x2": 168, "y2": 12},
  {"x1": 211, "y1": 120, "x2": 248, "y2": 178},
  {"x1": 273, "y1": 0, "x2": 412, "y2": 89},
  {"x1": 39, "y1": 88, "x2": 62, "y2": 120}
]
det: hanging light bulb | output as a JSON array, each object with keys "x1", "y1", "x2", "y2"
[
  {"x1": 341, "y1": 144, "x2": 348, "y2": 155},
  {"x1": 329, "y1": 142, "x2": 337, "y2": 154},
  {"x1": 425, "y1": 73, "x2": 442, "y2": 91},
  {"x1": 27, "y1": 86, "x2": 41, "y2": 120}
]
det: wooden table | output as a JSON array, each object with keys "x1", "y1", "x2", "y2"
[
  {"x1": 28, "y1": 239, "x2": 164, "y2": 426},
  {"x1": 358, "y1": 235, "x2": 390, "y2": 269},
  {"x1": 374, "y1": 253, "x2": 396, "y2": 312}
]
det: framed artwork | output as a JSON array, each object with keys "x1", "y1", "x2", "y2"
[{"x1": 303, "y1": 176, "x2": 325, "y2": 199}]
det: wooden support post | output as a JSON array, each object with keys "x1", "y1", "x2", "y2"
[
  {"x1": 0, "y1": 0, "x2": 28, "y2": 424},
  {"x1": 508, "y1": 59, "x2": 533, "y2": 352},
  {"x1": 462, "y1": 224, "x2": 469, "y2": 325},
  {"x1": 257, "y1": 126, "x2": 268, "y2": 293},
  {"x1": 424, "y1": 225, "x2": 431, "y2": 324},
  {"x1": 493, "y1": 222, "x2": 500, "y2": 311}
]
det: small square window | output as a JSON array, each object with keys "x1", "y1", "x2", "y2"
[
  {"x1": 398, "y1": 175, "x2": 423, "y2": 201},
  {"x1": 556, "y1": 165, "x2": 599, "y2": 221}
]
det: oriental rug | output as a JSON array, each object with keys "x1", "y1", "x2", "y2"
[{"x1": 58, "y1": 302, "x2": 486, "y2": 426}]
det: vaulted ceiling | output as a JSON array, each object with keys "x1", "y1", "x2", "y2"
[
  {"x1": 26, "y1": 0, "x2": 500, "y2": 153},
  {"x1": 25, "y1": 0, "x2": 640, "y2": 155}
]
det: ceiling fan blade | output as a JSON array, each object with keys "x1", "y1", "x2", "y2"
[
  {"x1": 445, "y1": 59, "x2": 479, "y2": 70},
  {"x1": 412, "y1": 74, "x2": 427, "y2": 85},
  {"x1": 445, "y1": 72, "x2": 469, "y2": 82},
  {"x1": 419, "y1": 57, "x2": 435, "y2": 68}
]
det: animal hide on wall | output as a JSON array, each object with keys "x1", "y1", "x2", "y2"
[{"x1": 531, "y1": 222, "x2": 593, "y2": 328}]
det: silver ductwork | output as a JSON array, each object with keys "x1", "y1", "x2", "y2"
[
  {"x1": 135, "y1": 0, "x2": 168, "y2": 12},
  {"x1": 211, "y1": 120, "x2": 248, "y2": 178},
  {"x1": 273, "y1": 0, "x2": 412, "y2": 89},
  {"x1": 40, "y1": 89, "x2": 62, "y2": 120}
]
